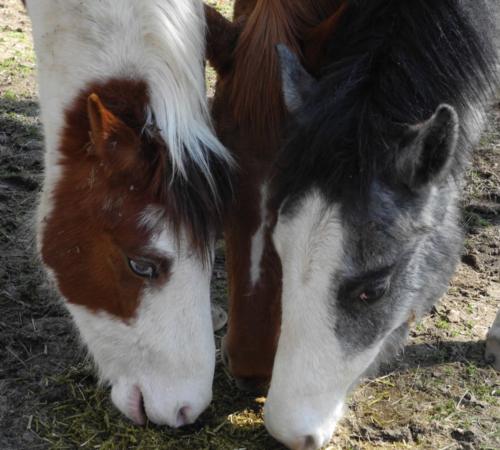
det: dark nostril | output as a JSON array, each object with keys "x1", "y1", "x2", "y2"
[
  {"x1": 292, "y1": 434, "x2": 320, "y2": 450},
  {"x1": 175, "y1": 405, "x2": 192, "y2": 428},
  {"x1": 304, "y1": 434, "x2": 319, "y2": 450},
  {"x1": 220, "y1": 336, "x2": 230, "y2": 368}
]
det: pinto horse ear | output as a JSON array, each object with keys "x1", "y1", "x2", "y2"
[
  {"x1": 396, "y1": 104, "x2": 459, "y2": 189},
  {"x1": 277, "y1": 44, "x2": 318, "y2": 114},
  {"x1": 204, "y1": 5, "x2": 241, "y2": 76},
  {"x1": 87, "y1": 93, "x2": 140, "y2": 174}
]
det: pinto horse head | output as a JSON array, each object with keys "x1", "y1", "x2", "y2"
[
  {"x1": 29, "y1": 0, "x2": 232, "y2": 428},
  {"x1": 40, "y1": 78, "x2": 231, "y2": 427},
  {"x1": 265, "y1": 0, "x2": 498, "y2": 448},
  {"x1": 205, "y1": 0, "x2": 343, "y2": 391}
]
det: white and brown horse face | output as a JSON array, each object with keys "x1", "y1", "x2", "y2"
[{"x1": 38, "y1": 80, "x2": 220, "y2": 427}]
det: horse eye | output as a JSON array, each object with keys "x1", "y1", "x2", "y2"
[
  {"x1": 356, "y1": 277, "x2": 390, "y2": 302},
  {"x1": 128, "y1": 258, "x2": 158, "y2": 279},
  {"x1": 359, "y1": 286, "x2": 386, "y2": 302}
]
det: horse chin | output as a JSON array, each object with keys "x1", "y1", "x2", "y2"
[{"x1": 111, "y1": 382, "x2": 146, "y2": 426}]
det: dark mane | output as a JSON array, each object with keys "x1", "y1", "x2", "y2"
[
  {"x1": 274, "y1": 0, "x2": 499, "y2": 203},
  {"x1": 143, "y1": 130, "x2": 233, "y2": 262},
  {"x1": 163, "y1": 148, "x2": 232, "y2": 261},
  {"x1": 229, "y1": 0, "x2": 342, "y2": 143}
]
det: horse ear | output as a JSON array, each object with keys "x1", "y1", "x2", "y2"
[
  {"x1": 277, "y1": 44, "x2": 318, "y2": 114},
  {"x1": 302, "y1": 1, "x2": 348, "y2": 73},
  {"x1": 204, "y1": 5, "x2": 241, "y2": 76},
  {"x1": 396, "y1": 104, "x2": 459, "y2": 189},
  {"x1": 87, "y1": 93, "x2": 140, "y2": 174}
]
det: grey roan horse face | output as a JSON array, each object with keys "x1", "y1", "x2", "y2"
[{"x1": 263, "y1": 48, "x2": 467, "y2": 450}]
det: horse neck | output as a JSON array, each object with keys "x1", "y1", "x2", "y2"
[{"x1": 229, "y1": 0, "x2": 341, "y2": 145}]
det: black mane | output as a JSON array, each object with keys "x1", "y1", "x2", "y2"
[{"x1": 274, "y1": 0, "x2": 498, "y2": 204}]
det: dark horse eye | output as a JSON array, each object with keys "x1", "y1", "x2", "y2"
[
  {"x1": 339, "y1": 270, "x2": 392, "y2": 304},
  {"x1": 128, "y1": 258, "x2": 158, "y2": 279},
  {"x1": 357, "y1": 275, "x2": 391, "y2": 302},
  {"x1": 359, "y1": 284, "x2": 387, "y2": 302}
]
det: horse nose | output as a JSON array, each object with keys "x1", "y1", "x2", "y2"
[
  {"x1": 290, "y1": 435, "x2": 322, "y2": 450},
  {"x1": 175, "y1": 405, "x2": 193, "y2": 427},
  {"x1": 273, "y1": 432, "x2": 328, "y2": 450},
  {"x1": 111, "y1": 379, "x2": 209, "y2": 428},
  {"x1": 264, "y1": 399, "x2": 338, "y2": 450},
  {"x1": 144, "y1": 399, "x2": 200, "y2": 428},
  {"x1": 234, "y1": 376, "x2": 269, "y2": 394},
  {"x1": 220, "y1": 335, "x2": 270, "y2": 393}
]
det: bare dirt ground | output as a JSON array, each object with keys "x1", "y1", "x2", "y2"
[{"x1": 0, "y1": 0, "x2": 499, "y2": 449}]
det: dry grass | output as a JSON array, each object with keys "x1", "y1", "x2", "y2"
[{"x1": 0, "y1": 1, "x2": 499, "y2": 449}]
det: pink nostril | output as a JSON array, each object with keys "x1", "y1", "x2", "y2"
[
  {"x1": 128, "y1": 385, "x2": 146, "y2": 426},
  {"x1": 175, "y1": 405, "x2": 192, "y2": 428}
]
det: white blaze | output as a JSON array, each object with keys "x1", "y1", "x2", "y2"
[
  {"x1": 265, "y1": 190, "x2": 383, "y2": 449},
  {"x1": 249, "y1": 182, "x2": 269, "y2": 287}
]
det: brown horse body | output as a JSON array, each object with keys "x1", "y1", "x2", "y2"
[{"x1": 207, "y1": 0, "x2": 345, "y2": 387}]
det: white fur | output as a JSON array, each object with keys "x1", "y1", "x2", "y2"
[
  {"x1": 28, "y1": 0, "x2": 231, "y2": 242},
  {"x1": 249, "y1": 183, "x2": 269, "y2": 287},
  {"x1": 27, "y1": 0, "x2": 223, "y2": 426},
  {"x1": 265, "y1": 191, "x2": 384, "y2": 449},
  {"x1": 67, "y1": 225, "x2": 215, "y2": 426}
]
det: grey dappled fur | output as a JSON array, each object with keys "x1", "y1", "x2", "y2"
[{"x1": 274, "y1": 0, "x2": 499, "y2": 375}]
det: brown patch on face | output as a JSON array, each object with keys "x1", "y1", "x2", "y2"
[{"x1": 41, "y1": 79, "x2": 173, "y2": 319}]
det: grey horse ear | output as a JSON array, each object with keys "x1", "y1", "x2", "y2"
[
  {"x1": 396, "y1": 104, "x2": 459, "y2": 189},
  {"x1": 277, "y1": 44, "x2": 318, "y2": 114}
]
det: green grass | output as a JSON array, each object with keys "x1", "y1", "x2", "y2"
[
  {"x1": 35, "y1": 361, "x2": 281, "y2": 450},
  {"x1": 436, "y1": 319, "x2": 451, "y2": 331}
]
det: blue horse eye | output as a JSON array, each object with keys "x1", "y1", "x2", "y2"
[{"x1": 128, "y1": 258, "x2": 158, "y2": 279}]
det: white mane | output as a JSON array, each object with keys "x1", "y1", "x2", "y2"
[{"x1": 28, "y1": 0, "x2": 230, "y2": 190}]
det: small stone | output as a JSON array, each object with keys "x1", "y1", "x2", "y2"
[{"x1": 448, "y1": 309, "x2": 461, "y2": 323}]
